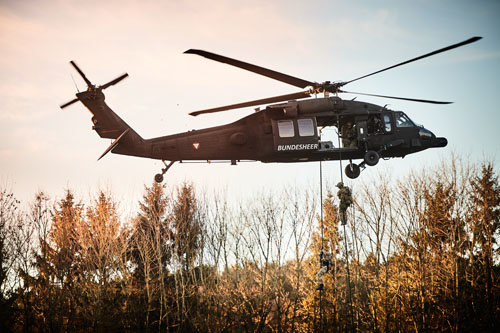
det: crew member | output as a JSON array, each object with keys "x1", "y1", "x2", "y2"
[
  {"x1": 368, "y1": 115, "x2": 383, "y2": 134},
  {"x1": 341, "y1": 121, "x2": 357, "y2": 148},
  {"x1": 336, "y1": 182, "x2": 352, "y2": 225},
  {"x1": 316, "y1": 249, "x2": 332, "y2": 291}
]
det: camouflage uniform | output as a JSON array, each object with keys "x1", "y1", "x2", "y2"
[
  {"x1": 336, "y1": 182, "x2": 352, "y2": 225},
  {"x1": 341, "y1": 122, "x2": 357, "y2": 148},
  {"x1": 316, "y1": 250, "x2": 332, "y2": 291}
]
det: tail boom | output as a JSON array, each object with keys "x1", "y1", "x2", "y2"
[{"x1": 76, "y1": 89, "x2": 152, "y2": 159}]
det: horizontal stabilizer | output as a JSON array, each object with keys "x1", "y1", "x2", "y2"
[{"x1": 98, "y1": 128, "x2": 130, "y2": 161}]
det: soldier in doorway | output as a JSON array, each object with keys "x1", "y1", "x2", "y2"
[
  {"x1": 341, "y1": 121, "x2": 357, "y2": 148},
  {"x1": 336, "y1": 182, "x2": 352, "y2": 225}
]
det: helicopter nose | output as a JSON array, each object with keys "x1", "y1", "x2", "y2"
[{"x1": 433, "y1": 137, "x2": 448, "y2": 147}]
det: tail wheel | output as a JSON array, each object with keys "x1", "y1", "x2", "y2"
[
  {"x1": 364, "y1": 150, "x2": 380, "y2": 166},
  {"x1": 345, "y1": 163, "x2": 361, "y2": 179},
  {"x1": 154, "y1": 173, "x2": 164, "y2": 183},
  {"x1": 154, "y1": 160, "x2": 175, "y2": 183}
]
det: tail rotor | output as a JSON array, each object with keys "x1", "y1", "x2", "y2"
[{"x1": 60, "y1": 61, "x2": 128, "y2": 109}]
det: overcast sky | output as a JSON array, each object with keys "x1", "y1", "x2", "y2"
[{"x1": 1, "y1": 0, "x2": 499, "y2": 208}]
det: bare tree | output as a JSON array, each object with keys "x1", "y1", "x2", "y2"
[
  {"x1": 354, "y1": 173, "x2": 398, "y2": 332},
  {"x1": 285, "y1": 186, "x2": 315, "y2": 331},
  {"x1": 0, "y1": 187, "x2": 24, "y2": 331}
]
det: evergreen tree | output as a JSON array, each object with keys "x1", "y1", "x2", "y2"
[
  {"x1": 468, "y1": 162, "x2": 500, "y2": 330},
  {"x1": 78, "y1": 191, "x2": 127, "y2": 331},
  {"x1": 169, "y1": 183, "x2": 203, "y2": 330},
  {"x1": 128, "y1": 182, "x2": 171, "y2": 331},
  {"x1": 47, "y1": 190, "x2": 84, "y2": 330},
  {"x1": 302, "y1": 192, "x2": 343, "y2": 332},
  {"x1": 171, "y1": 183, "x2": 202, "y2": 271}
]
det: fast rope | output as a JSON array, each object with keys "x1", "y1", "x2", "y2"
[
  {"x1": 320, "y1": 159, "x2": 324, "y2": 249},
  {"x1": 317, "y1": 120, "x2": 355, "y2": 331},
  {"x1": 318, "y1": 133, "x2": 325, "y2": 329},
  {"x1": 336, "y1": 117, "x2": 355, "y2": 332},
  {"x1": 337, "y1": 117, "x2": 344, "y2": 184}
]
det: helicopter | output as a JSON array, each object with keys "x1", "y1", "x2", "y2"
[{"x1": 60, "y1": 37, "x2": 481, "y2": 182}]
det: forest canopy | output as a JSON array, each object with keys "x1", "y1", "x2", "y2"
[{"x1": 0, "y1": 157, "x2": 499, "y2": 332}]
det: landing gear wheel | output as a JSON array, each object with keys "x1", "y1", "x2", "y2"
[
  {"x1": 154, "y1": 173, "x2": 164, "y2": 183},
  {"x1": 154, "y1": 160, "x2": 175, "y2": 184},
  {"x1": 345, "y1": 163, "x2": 361, "y2": 179},
  {"x1": 364, "y1": 150, "x2": 380, "y2": 166}
]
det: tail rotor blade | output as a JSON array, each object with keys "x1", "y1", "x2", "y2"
[
  {"x1": 100, "y1": 73, "x2": 129, "y2": 90},
  {"x1": 62, "y1": 61, "x2": 127, "y2": 109},
  {"x1": 70, "y1": 61, "x2": 93, "y2": 87},
  {"x1": 60, "y1": 98, "x2": 79, "y2": 109}
]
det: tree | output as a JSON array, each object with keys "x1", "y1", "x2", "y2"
[
  {"x1": 302, "y1": 191, "x2": 344, "y2": 332},
  {"x1": 128, "y1": 182, "x2": 171, "y2": 331},
  {"x1": 355, "y1": 174, "x2": 399, "y2": 332},
  {"x1": 467, "y1": 162, "x2": 500, "y2": 330},
  {"x1": 169, "y1": 182, "x2": 203, "y2": 329},
  {"x1": 78, "y1": 191, "x2": 128, "y2": 331},
  {"x1": 2, "y1": 155, "x2": 499, "y2": 331},
  {"x1": 16, "y1": 191, "x2": 59, "y2": 332},
  {"x1": 285, "y1": 187, "x2": 315, "y2": 332},
  {"x1": 171, "y1": 183, "x2": 202, "y2": 272},
  {"x1": 0, "y1": 188, "x2": 21, "y2": 331},
  {"x1": 46, "y1": 190, "x2": 85, "y2": 330}
]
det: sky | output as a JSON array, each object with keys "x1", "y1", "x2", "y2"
[{"x1": 1, "y1": 0, "x2": 499, "y2": 210}]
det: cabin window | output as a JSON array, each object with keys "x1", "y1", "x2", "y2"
[
  {"x1": 277, "y1": 120, "x2": 295, "y2": 137},
  {"x1": 297, "y1": 119, "x2": 315, "y2": 137},
  {"x1": 384, "y1": 115, "x2": 392, "y2": 132},
  {"x1": 395, "y1": 112, "x2": 414, "y2": 127}
]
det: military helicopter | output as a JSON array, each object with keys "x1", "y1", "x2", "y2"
[{"x1": 60, "y1": 37, "x2": 481, "y2": 182}]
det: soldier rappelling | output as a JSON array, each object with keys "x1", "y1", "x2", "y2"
[
  {"x1": 336, "y1": 182, "x2": 352, "y2": 225},
  {"x1": 316, "y1": 249, "x2": 332, "y2": 291}
]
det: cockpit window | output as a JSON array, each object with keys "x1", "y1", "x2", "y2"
[
  {"x1": 297, "y1": 118, "x2": 315, "y2": 136},
  {"x1": 395, "y1": 112, "x2": 415, "y2": 127},
  {"x1": 277, "y1": 120, "x2": 295, "y2": 137}
]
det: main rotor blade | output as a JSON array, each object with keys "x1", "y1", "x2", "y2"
[
  {"x1": 100, "y1": 73, "x2": 129, "y2": 90},
  {"x1": 340, "y1": 90, "x2": 452, "y2": 104},
  {"x1": 60, "y1": 98, "x2": 79, "y2": 109},
  {"x1": 70, "y1": 61, "x2": 93, "y2": 87},
  {"x1": 189, "y1": 91, "x2": 311, "y2": 116},
  {"x1": 184, "y1": 49, "x2": 314, "y2": 89},
  {"x1": 343, "y1": 36, "x2": 482, "y2": 86}
]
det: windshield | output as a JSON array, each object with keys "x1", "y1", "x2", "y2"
[{"x1": 395, "y1": 112, "x2": 415, "y2": 127}]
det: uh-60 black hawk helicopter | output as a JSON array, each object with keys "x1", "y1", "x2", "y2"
[{"x1": 60, "y1": 37, "x2": 481, "y2": 182}]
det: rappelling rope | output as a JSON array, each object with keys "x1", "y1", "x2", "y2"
[
  {"x1": 320, "y1": 160, "x2": 324, "y2": 250},
  {"x1": 317, "y1": 128, "x2": 327, "y2": 329},
  {"x1": 337, "y1": 117, "x2": 344, "y2": 185},
  {"x1": 336, "y1": 117, "x2": 355, "y2": 332},
  {"x1": 317, "y1": 118, "x2": 355, "y2": 330}
]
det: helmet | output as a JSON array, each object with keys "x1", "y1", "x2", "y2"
[{"x1": 336, "y1": 182, "x2": 343, "y2": 188}]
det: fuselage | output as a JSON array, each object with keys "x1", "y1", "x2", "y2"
[{"x1": 99, "y1": 95, "x2": 446, "y2": 164}]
